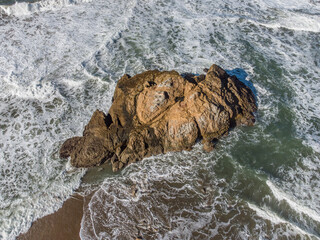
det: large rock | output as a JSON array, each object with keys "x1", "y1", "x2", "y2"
[{"x1": 60, "y1": 64, "x2": 257, "y2": 171}]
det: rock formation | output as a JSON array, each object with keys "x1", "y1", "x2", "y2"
[{"x1": 60, "y1": 64, "x2": 257, "y2": 171}]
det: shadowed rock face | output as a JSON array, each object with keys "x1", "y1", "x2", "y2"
[{"x1": 60, "y1": 64, "x2": 257, "y2": 171}]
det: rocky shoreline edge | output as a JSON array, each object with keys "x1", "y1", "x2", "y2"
[{"x1": 60, "y1": 64, "x2": 257, "y2": 171}]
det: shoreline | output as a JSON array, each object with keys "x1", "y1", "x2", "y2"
[
  {"x1": 17, "y1": 194, "x2": 85, "y2": 240},
  {"x1": 17, "y1": 164, "x2": 112, "y2": 240}
]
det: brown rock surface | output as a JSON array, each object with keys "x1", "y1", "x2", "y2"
[{"x1": 60, "y1": 64, "x2": 257, "y2": 171}]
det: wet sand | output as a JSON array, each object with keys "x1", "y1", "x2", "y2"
[
  {"x1": 18, "y1": 194, "x2": 85, "y2": 240},
  {"x1": 17, "y1": 165, "x2": 112, "y2": 240}
]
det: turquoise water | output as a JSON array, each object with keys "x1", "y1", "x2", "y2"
[{"x1": 0, "y1": 0, "x2": 320, "y2": 239}]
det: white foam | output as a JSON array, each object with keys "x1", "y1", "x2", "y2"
[
  {"x1": 258, "y1": 14, "x2": 320, "y2": 33},
  {"x1": 267, "y1": 180, "x2": 320, "y2": 224},
  {"x1": 79, "y1": 147, "x2": 222, "y2": 239},
  {"x1": 248, "y1": 203, "x2": 318, "y2": 238},
  {"x1": 248, "y1": 203, "x2": 284, "y2": 225},
  {"x1": 0, "y1": 0, "x2": 92, "y2": 16},
  {"x1": 262, "y1": 0, "x2": 320, "y2": 11}
]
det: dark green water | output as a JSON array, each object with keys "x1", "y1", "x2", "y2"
[{"x1": 0, "y1": 0, "x2": 38, "y2": 6}]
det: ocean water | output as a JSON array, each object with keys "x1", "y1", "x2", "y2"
[{"x1": 0, "y1": 0, "x2": 320, "y2": 239}]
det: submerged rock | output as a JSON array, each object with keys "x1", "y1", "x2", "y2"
[{"x1": 60, "y1": 64, "x2": 257, "y2": 171}]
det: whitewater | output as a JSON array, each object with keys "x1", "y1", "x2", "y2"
[{"x1": 0, "y1": 0, "x2": 319, "y2": 239}]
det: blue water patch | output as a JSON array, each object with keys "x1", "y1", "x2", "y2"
[
  {"x1": 181, "y1": 69, "x2": 257, "y2": 101},
  {"x1": 226, "y1": 68, "x2": 258, "y2": 100}
]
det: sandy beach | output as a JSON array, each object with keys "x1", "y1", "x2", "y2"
[{"x1": 18, "y1": 194, "x2": 85, "y2": 240}]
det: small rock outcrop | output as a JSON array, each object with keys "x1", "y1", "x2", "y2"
[{"x1": 60, "y1": 64, "x2": 257, "y2": 171}]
